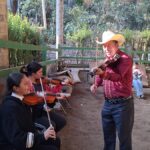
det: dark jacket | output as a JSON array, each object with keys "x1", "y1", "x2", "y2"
[{"x1": 0, "y1": 96, "x2": 45, "y2": 150}]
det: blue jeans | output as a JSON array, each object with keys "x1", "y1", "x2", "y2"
[
  {"x1": 132, "y1": 79, "x2": 143, "y2": 97},
  {"x1": 101, "y1": 98, "x2": 134, "y2": 150}
]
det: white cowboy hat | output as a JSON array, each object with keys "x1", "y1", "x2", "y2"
[{"x1": 96, "y1": 30, "x2": 125, "y2": 46}]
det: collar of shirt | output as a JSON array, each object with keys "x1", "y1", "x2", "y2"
[{"x1": 11, "y1": 92, "x2": 24, "y2": 101}]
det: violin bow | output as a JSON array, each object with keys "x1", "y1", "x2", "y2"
[{"x1": 39, "y1": 78, "x2": 53, "y2": 129}]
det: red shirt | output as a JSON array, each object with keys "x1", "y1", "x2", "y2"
[{"x1": 95, "y1": 50, "x2": 133, "y2": 99}]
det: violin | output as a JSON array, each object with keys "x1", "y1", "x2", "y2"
[
  {"x1": 23, "y1": 92, "x2": 56, "y2": 106},
  {"x1": 36, "y1": 76, "x2": 74, "y2": 86},
  {"x1": 23, "y1": 92, "x2": 43, "y2": 106},
  {"x1": 43, "y1": 92, "x2": 58, "y2": 103},
  {"x1": 98, "y1": 54, "x2": 120, "y2": 71},
  {"x1": 89, "y1": 54, "x2": 120, "y2": 77},
  {"x1": 36, "y1": 77, "x2": 62, "y2": 85}
]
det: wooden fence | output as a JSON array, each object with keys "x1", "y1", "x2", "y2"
[{"x1": 0, "y1": 39, "x2": 150, "y2": 78}]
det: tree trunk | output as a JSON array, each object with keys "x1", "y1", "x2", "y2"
[
  {"x1": 56, "y1": 0, "x2": 64, "y2": 49},
  {"x1": 42, "y1": 0, "x2": 47, "y2": 29}
]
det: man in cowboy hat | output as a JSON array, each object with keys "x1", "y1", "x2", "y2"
[{"x1": 91, "y1": 30, "x2": 134, "y2": 150}]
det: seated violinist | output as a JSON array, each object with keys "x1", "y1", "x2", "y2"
[
  {"x1": 0, "y1": 73, "x2": 60, "y2": 150},
  {"x1": 20, "y1": 61, "x2": 67, "y2": 133}
]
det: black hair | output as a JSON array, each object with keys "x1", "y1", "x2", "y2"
[
  {"x1": 27, "y1": 61, "x2": 42, "y2": 76},
  {"x1": 7, "y1": 72, "x2": 25, "y2": 95},
  {"x1": 20, "y1": 65, "x2": 28, "y2": 76},
  {"x1": 20, "y1": 61, "x2": 42, "y2": 76}
]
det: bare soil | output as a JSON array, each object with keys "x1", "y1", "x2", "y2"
[{"x1": 59, "y1": 71, "x2": 150, "y2": 150}]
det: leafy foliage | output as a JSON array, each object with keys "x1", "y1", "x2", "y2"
[
  {"x1": 64, "y1": 6, "x2": 94, "y2": 46},
  {"x1": 8, "y1": 13, "x2": 41, "y2": 67},
  {"x1": 13, "y1": 0, "x2": 150, "y2": 49},
  {"x1": 18, "y1": 0, "x2": 56, "y2": 44},
  {"x1": 75, "y1": 0, "x2": 84, "y2": 5},
  {"x1": 19, "y1": 0, "x2": 42, "y2": 25},
  {"x1": 66, "y1": 25, "x2": 92, "y2": 46},
  {"x1": 123, "y1": 29, "x2": 134, "y2": 43}
]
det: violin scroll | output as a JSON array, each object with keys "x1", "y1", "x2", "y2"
[{"x1": 89, "y1": 54, "x2": 120, "y2": 77}]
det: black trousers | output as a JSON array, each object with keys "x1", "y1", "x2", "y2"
[
  {"x1": 37, "y1": 137, "x2": 61, "y2": 150},
  {"x1": 0, "y1": 145, "x2": 57, "y2": 150},
  {"x1": 37, "y1": 145, "x2": 57, "y2": 150},
  {"x1": 0, "y1": 137, "x2": 60, "y2": 150}
]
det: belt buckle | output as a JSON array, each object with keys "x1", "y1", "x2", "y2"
[
  {"x1": 113, "y1": 101, "x2": 117, "y2": 104},
  {"x1": 111, "y1": 99, "x2": 122, "y2": 104}
]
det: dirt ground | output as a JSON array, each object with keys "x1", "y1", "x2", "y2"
[{"x1": 58, "y1": 71, "x2": 150, "y2": 150}]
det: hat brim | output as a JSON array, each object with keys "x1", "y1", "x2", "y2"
[{"x1": 97, "y1": 34, "x2": 125, "y2": 46}]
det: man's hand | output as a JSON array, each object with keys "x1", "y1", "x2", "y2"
[
  {"x1": 91, "y1": 67, "x2": 104, "y2": 75},
  {"x1": 90, "y1": 84, "x2": 98, "y2": 94}
]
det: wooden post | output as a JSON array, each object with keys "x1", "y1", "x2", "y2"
[{"x1": 0, "y1": 0, "x2": 9, "y2": 68}]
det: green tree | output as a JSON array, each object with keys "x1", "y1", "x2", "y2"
[
  {"x1": 8, "y1": 13, "x2": 40, "y2": 66},
  {"x1": 67, "y1": 25, "x2": 92, "y2": 46}
]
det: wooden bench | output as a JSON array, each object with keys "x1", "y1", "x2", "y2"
[{"x1": 68, "y1": 68, "x2": 90, "y2": 83}]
